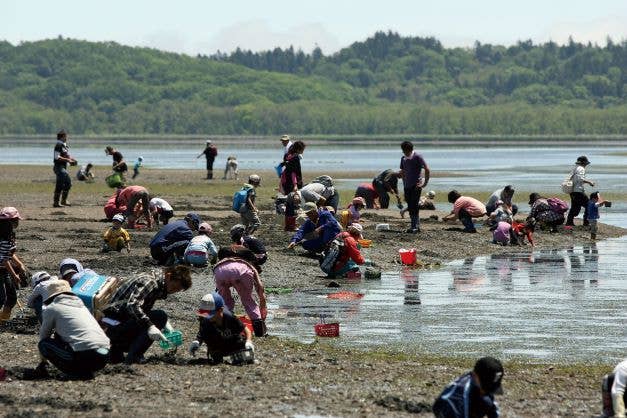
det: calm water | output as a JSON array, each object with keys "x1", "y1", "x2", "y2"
[{"x1": 267, "y1": 238, "x2": 627, "y2": 363}]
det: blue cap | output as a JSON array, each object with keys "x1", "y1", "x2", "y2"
[
  {"x1": 185, "y1": 213, "x2": 201, "y2": 230},
  {"x1": 197, "y1": 292, "x2": 225, "y2": 319}
]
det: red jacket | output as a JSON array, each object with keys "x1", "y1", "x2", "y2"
[{"x1": 334, "y1": 232, "x2": 365, "y2": 271}]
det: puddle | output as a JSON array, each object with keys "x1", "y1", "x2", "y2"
[{"x1": 267, "y1": 237, "x2": 627, "y2": 363}]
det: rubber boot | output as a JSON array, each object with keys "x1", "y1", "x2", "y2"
[
  {"x1": 53, "y1": 192, "x2": 62, "y2": 208},
  {"x1": 252, "y1": 319, "x2": 267, "y2": 337},
  {"x1": 208, "y1": 170, "x2": 213, "y2": 180},
  {"x1": 0, "y1": 306, "x2": 12, "y2": 322},
  {"x1": 60, "y1": 191, "x2": 71, "y2": 206}
]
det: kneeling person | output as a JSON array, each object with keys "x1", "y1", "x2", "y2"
[
  {"x1": 37, "y1": 281, "x2": 110, "y2": 378},
  {"x1": 188, "y1": 292, "x2": 254, "y2": 365}
]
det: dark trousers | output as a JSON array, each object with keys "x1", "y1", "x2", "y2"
[
  {"x1": 404, "y1": 185, "x2": 422, "y2": 229},
  {"x1": 53, "y1": 165, "x2": 72, "y2": 193},
  {"x1": 105, "y1": 309, "x2": 168, "y2": 364},
  {"x1": 39, "y1": 336, "x2": 109, "y2": 376},
  {"x1": 151, "y1": 245, "x2": 186, "y2": 266},
  {"x1": 373, "y1": 180, "x2": 390, "y2": 209},
  {"x1": 205, "y1": 334, "x2": 246, "y2": 363},
  {"x1": 0, "y1": 270, "x2": 17, "y2": 309},
  {"x1": 567, "y1": 192, "x2": 589, "y2": 226},
  {"x1": 458, "y1": 208, "x2": 477, "y2": 232}
]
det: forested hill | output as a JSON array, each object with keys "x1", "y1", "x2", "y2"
[{"x1": 1, "y1": 33, "x2": 626, "y2": 135}]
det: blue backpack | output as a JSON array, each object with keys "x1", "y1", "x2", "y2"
[{"x1": 232, "y1": 185, "x2": 252, "y2": 212}]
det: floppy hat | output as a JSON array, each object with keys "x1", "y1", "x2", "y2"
[
  {"x1": 59, "y1": 258, "x2": 83, "y2": 278},
  {"x1": 347, "y1": 223, "x2": 363, "y2": 238},
  {"x1": 0, "y1": 207, "x2": 22, "y2": 220},
  {"x1": 474, "y1": 356, "x2": 504, "y2": 395},
  {"x1": 197, "y1": 292, "x2": 225, "y2": 319},
  {"x1": 576, "y1": 155, "x2": 590, "y2": 165},
  {"x1": 30, "y1": 271, "x2": 55, "y2": 289},
  {"x1": 44, "y1": 280, "x2": 73, "y2": 303},
  {"x1": 303, "y1": 202, "x2": 318, "y2": 213}
]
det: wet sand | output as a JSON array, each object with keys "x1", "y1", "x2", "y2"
[{"x1": 0, "y1": 166, "x2": 624, "y2": 417}]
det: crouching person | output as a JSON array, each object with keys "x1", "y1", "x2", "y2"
[
  {"x1": 102, "y1": 265, "x2": 192, "y2": 364},
  {"x1": 328, "y1": 224, "x2": 365, "y2": 278},
  {"x1": 37, "y1": 281, "x2": 110, "y2": 379},
  {"x1": 188, "y1": 292, "x2": 254, "y2": 365}
]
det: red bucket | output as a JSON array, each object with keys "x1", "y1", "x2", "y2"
[
  {"x1": 399, "y1": 248, "x2": 417, "y2": 265},
  {"x1": 314, "y1": 322, "x2": 340, "y2": 337},
  {"x1": 237, "y1": 315, "x2": 254, "y2": 334}
]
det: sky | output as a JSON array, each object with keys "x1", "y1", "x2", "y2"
[{"x1": 3, "y1": 0, "x2": 627, "y2": 55}]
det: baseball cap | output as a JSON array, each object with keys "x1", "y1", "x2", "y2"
[
  {"x1": 0, "y1": 207, "x2": 22, "y2": 220},
  {"x1": 474, "y1": 356, "x2": 504, "y2": 395},
  {"x1": 185, "y1": 213, "x2": 201, "y2": 230},
  {"x1": 303, "y1": 202, "x2": 318, "y2": 213},
  {"x1": 197, "y1": 292, "x2": 225, "y2": 319},
  {"x1": 43, "y1": 280, "x2": 73, "y2": 303},
  {"x1": 59, "y1": 258, "x2": 84, "y2": 278},
  {"x1": 112, "y1": 214, "x2": 125, "y2": 223}
]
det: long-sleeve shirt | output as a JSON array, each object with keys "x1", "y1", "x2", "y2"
[
  {"x1": 528, "y1": 198, "x2": 563, "y2": 223},
  {"x1": 116, "y1": 185, "x2": 148, "y2": 208},
  {"x1": 373, "y1": 169, "x2": 399, "y2": 194},
  {"x1": 290, "y1": 210, "x2": 341, "y2": 244},
  {"x1": 103, "y1": 271, "x2": 167, "y2": 328},
  {"x1": 612, "y1": 359, "x2": 627, "y2": 417},
  {"x1": 103, "y1": 227, "x2": 130, "y2": 247},
  {"x1": 185, "y1": 235, "x2": 218, "y2": 259},
  {"x1": 433, "y1": 372, "x2": 500, "y2": 418},
  {"x1": 400, "y1": 151, "x2": 428, "y2": 189},
  {"x1": 53, "y1": 140, "x2": 70, "y2": 168},
  {"x1": 149, "y1": 220, "x2": 193, "y2": 253},
  {"x1": 40, "y1": 294, "x2": 110, "y2": 352},
  {"x1": 571, "y1": 165, "x2": 587, "y2": 193},
  {"x1": 27, "y1": 276, "x2": 59, "y2": 308}
]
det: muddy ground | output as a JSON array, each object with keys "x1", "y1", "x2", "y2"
[{"x1": 0, "y1": 166, "x2": 625, "y2": 417}]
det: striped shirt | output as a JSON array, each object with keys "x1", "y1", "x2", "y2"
[
  {"x1": 103, "y1": 271, "x2": 167, "y2": 328},
  {"x1": 0, "y1": 239, "x2": 16, "y2": 265}
]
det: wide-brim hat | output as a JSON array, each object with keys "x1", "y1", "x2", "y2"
[
  {"x1": 44, "y1": 280, "x2": 73, "y2": 303},
  {"x1": 303, "y1": 202, "x2": 318, "y2": 213}
]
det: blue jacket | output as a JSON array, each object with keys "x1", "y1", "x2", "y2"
[
  {"x1": 433, "y1": 372, "x2": 500, "y2": 418},
  {"x1": 291, "y1": 210, "x2": 341, "y2": 245},
  {"x1": 149, "y1": 220, "x2": 193, "y2": 252}
]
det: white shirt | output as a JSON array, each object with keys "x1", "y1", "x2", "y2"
[
  {"x1": 571, "y1": 165, "x2": 587, "y2": 193},
  {"x1": 612, "y1": 359, "x2": 627, "y2": 416},
  {"x1": 149, "y1": 197, "x2": 173, "y2": 212}
]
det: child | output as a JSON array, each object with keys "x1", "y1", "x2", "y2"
[
  {"x1": 132, "y1": 156, "x2": 143, "y2": 179},
  {"x1": 0, "y1": 207, "x2": 25, "y2": 322},
  {"x1": 587, "y1": 191, "x2": 608, "y2": 240},
  {"x1": 149, "y1": 197, "x2": 174, "y2": 226},
  {"x1": 490, "y1": 200, "x2": 513, "y2": 224},
  {"x1": 183, "y1": 222, "x2": 218, "y2": 267},
  {"x1": 239, "y1": 175, "x2": 261, "y2": 234},
  {"x1": 284, "y1": 191, "x2": 301, "y2": 231},
  {"x1": 102, "y1": 214, "x2": 131, "y2": 253},
  {"x1": 188, "y1": 292, "x2": 254, "y2": 365},
  {"x1": 76, "y1": 163, "x2": 95, "y2": 183},
  {"x1": 340, "y1": 197, "x2": 365, "y2": 229},
  {"x1": 492, "y1": 221, "x2": 513, "y2": 246}
]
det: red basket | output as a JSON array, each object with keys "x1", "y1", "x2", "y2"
[{"x1": 314, "y1": 322, "x2": 340, "y2": 337}]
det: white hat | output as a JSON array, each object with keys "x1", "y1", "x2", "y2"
[
  {"x1": 30, "y1": 271, "x2": 57, "y2": 289},
  {"x1": 206, "y1": 140, "x2": 212, "y2": 144},
  {"x1": 427, "y1": 190, "x2": 436, "y2": 199},
  {"x1": 112, "y1": 214, "x2": 125, "y2": 223}
]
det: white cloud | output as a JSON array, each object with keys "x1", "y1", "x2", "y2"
[
  {"x1": 543, "y1": 15, "x2": 627, "y2": 45},
  {"x1": 195, "y1": 20, "x2": 341, "y2": 54},
  {"x1": 142, "y1": 30, "x2": 188, "y2": 53}
]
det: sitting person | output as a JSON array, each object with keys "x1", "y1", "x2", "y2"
[
  {"x1": 149, "y1": 197, "x2": 174, "y2": 226},
  {"x1": 287, "y1": 202, "x2": 341, "y2": 254},
  {"x1": 433, "y1": 356, "x2": 504, "y2": 418},
  {"x1": 354, "y1": 183, "x2": 379, "y2": 209},
  {"x1": 340, "y1": 197, "x2": 365, "y2": 229},
  {"x1": 76, "y1": 163, "x2": 95, "y2": 183},
  {"x1": 485, "y1": 185, "x2": 518, "y2": 216},
  {"x1": 443, "y1": 190, "x2": 487, "y2": 233},
  {"x1": 527, "y1": 193, "x2": 565, "y2": 232},
  {"x1": 37, "y1": 281, "x2": 110, "y2": 379},
  {"x1": 183, "y1": 222, "x2": 218, "y2": 267},
  {"x1": 102, "y1": 265, "x2": 192, "y2": 364},
  {"x1": 102, "y1": 214, "x2": 131, "y2": 253},
  {"x1": 212, "y1": 257, "x2": 267, "y2": 337},
  {"x1": 329, "y1": 223, "x2": 366, "y2": 278},
  {"x1": 27, "y1": 271, "x2": 59, "y2": 323},
  {"x1": 149, "y1": 213, "x2": 200, "y2": 265},
  {"x1": 188, "y1": 292, "x2": 254, "y2": 365}
]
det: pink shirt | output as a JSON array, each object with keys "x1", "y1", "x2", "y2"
[
  {"x1": 117, "y1": 186, "x2": 148, "y2": 206},
  {"x1": 453, "y1": 196, "x2": 486, "y2": 217}
]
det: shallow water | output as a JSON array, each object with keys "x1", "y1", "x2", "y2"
[{"x1": 267, "y1": 237, "x2": 627, "y2": 363}]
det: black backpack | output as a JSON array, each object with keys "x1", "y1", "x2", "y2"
[{"x1": 319, "y1": 237, "x2": 344, "y2": 274}]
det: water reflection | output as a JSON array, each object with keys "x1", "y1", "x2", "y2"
[{"x1": 268, "y1": 237, "x2": 627, "y2": 362}]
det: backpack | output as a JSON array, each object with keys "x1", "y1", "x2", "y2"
[
  {"x1": 319, "y1": 236, "x2": 345, "y2": 274},
  {"x1": 312, "y1": 175, "x2": 333, "y2": 188},
  {"x1": 547, "y1": 197, "x2": 569, "y2": 214},
  {"x1": 232, "y1": 185, "x2": 253, "y2": 212}
]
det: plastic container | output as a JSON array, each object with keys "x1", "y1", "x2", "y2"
[
  {"x1": 314, "y1": 322, "x2": 340, "y2": 337},
  {"x1": 399, "y1": 248, "x2": 417, "y2": 265},
  {"x1": 226, "y1": 348, "x2": 255, "y2": 365},
  {"x1": 358, "y1": 239, "x2": 372, "y2": 248},
  {"x1": 159, "y1": 329, "x2": 183, "y2": 350},
  {"x1": 375, "y1": 223, "x2": 390, "y2": 231},
  {"x1": 237, "y1": 315, "x2": 254, "y2": 334}
]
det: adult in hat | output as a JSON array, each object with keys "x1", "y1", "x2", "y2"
[
  {"x1": 102, "y1": 265, "x2": 192, "y2": 365},
  {"x1": 188, "y1": 292, "x2": 254, "y2": 364},
  {"x1": 326, "y1": 223, "x2": 366, "y2": 278},
  {"x1": 37, "y1": 280, "x2": 111, "y2": 379},
  {"x1": 52, "y1": 129, "x2": 77, "y2": 207},
  {"x1": 149, "y1": 213, "x2": 201, "y2": 265},
  {"x1": 565, "y1": 155, "x2": 595, "y2": 227},
  {"x1": 433, "y1": 356, "x2": 504, "y2": 417},
  {"x1": 197, "y1": 140, "x2": 218, "y2": 180},
  {"x1": 287, "y1": 203, "x2": 341, "y2": 253}
]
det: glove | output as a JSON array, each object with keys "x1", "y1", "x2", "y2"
[
  {"x1": 244, "y1": 341, "x2": 255, "y2": 352},
  {"x1": 147, "y1": 325, "x2": 167, "y2": 342},
  {"x1": 189, "y1": 340, "x2": 201, "y2": 356},
  {"x1": 163, "y1": 321, "x2": 174, "y2": 333}
]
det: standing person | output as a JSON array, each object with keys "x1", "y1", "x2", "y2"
[
  {"x1": 485, "y1": 185, "x2": 517, "y2": 216},
  {"x1": 400, "y1": 141, "x2": 430, "y2": 233},
  {"x1": 105, "y1": 146, "x2": 128, "y2": 176},
  {"x1": 116, "y1": 185, "x2": 151, "y2": 228},
  {"x1": 149, "y1": 213, "x2": 200, "y2": 265},
  {"x1": 279, "y1": 141, "x2": 305, "y2": 195},
  {"x1": 566, "y1": 155, "x2": 595, "y2": 227},
  {"x1": 0, "y1": 207, "x2": 25, "y2": 322},
  {"x1": 372, "y1": 169, "x2": 403, "y2": 209},
  {"x1": 275, "y1": 134, "x2": 293, "y2": 177},
  {"x1": 237, "y1": 174, "x2": 262, "y2": 235},
  {"x1": 36, "y1": 281, "x2": 110, "y2": 379},
  {"x1": 52, "y1": 130, "x2": 77, "y2": 207},
  {"x1": 188, "y1": 292, "x2": 254, "y2": 364},
  {"x1": 433, "y1": 356, "x2": 504, "y2": 418},
  {"x1": 443, "y1": 190, "x2": 487, "y2": 233},
  {"x1": 102, "y1": 265, "x2": 192, "y2": 364},
  {"x1": 132, "y1": 156, "x2": 143, "y2": 179},
  {"x1": 587, "y1": 191, "x2": 609, "y2": 240},
  {"x1": 76, "y1": 163, "x2": 95, "y2": 183},
  {"x1": 197, "y1": 140, "x2": 218, "y2": 180},
  {"x1": 149, "y1": 197, "x2": 174, "y2": 226}
]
